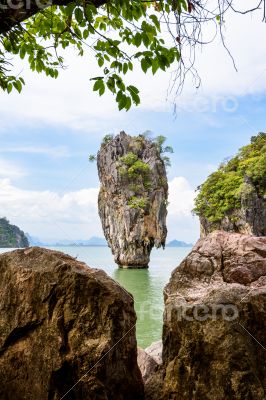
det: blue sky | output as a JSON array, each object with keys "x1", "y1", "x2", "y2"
[{"x1": 0, "y1": 3, "x2": 265, "y2": 243}]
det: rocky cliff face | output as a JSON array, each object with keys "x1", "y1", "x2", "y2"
[
  {"x1": 0, "y1": 218, "x2": 29, "y2": 248},
  {"x1": 200, "y1": 180, "x2": 266, "y2": 237},
  {"x1": 0, "y1": 247, "x2": 144, "y2": 400},
  {"x1": 97, "y1": 132, "x2": 168, "y2": 268},
  {"x1": 158, "y1": 231, "x2": 266, "y2": 399}
]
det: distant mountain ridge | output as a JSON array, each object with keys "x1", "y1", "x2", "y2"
[
  {"x1": 27, "y1": 235, "x2": 192, "y2": 248},
  {"x1": 0, "y1": 218, "x2": 29, "y2": 248},
  {"x1": 27, "y1": 235, "x2": 108, "y2": 247},
  {"x1": 166, "y1": 239, "x2": 193, "y2": 247}
]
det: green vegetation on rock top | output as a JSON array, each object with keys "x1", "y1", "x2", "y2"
[
  {"x1": 117, "y1": 134, "x2": 172, "y2": 210},
  {"x1": 193, "y1": 133, "x2": 266, "y2": 223}
]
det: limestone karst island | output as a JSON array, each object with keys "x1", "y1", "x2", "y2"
[{"x1": 97, "y1": 132, "x2": 168, "y2": 268}]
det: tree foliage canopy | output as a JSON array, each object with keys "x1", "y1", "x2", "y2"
[
  {"x1": 0, "y1": 0, "x2": 265, "y2": 109},
  {"x1": 193, "y1": 132, "x2": 266, "y2": 223}
]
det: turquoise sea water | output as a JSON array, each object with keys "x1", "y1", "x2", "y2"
[{"x1": 0, "y1": 246, "x2": 191, "y2": 348}]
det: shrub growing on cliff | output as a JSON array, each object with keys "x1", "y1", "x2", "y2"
[
  {"x1": 118, "y1": 150, "x2": 152, "y2": 210},
  {"x1": 194, "y1": 132, "x2": 266, "y2": 223},
  {"x1": 119, "y1": 151, "x2": 151, "y2": 176},
  {"x1": 117, "y1": 135, "x2": 171, "y2": 210},
  {"x1": 128, "y1": 196, "x2": 148, "y2": 210},
  {"x1": 152, "y1": 135, "x2": 174, "y2": 167},
  {"x1": 102, "y1": 134, "x2": 114, "y2": 145}
]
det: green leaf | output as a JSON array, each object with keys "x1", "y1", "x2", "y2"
[
  {"x1": 83, "y1": 29, "x2": 89, "y2": 40},
  {"x1": 99, "y1": 81, "x2": 105, "y2": 96},
  {"x1": 13, "y1": 80, "x2": 22, "y2": 93},
  {"x1": 107, "y1": 77, "x2": 116, "y2": 93},
  {"x1": 116, "y1": 90, "x2": 122, "y2": 102},
  {"x1": 75, "y1": 8, "x2": 83, "y2": 24},
  {"x1": 127, "y1": 85, "x2": 139, "y2": 94},
  {"x1": 118, "y1": 94, "x2": 127, "y2": 110},
  {"x1": 152, "y1": 59, "x2": 159, "y2": 74},
  {"x1": 65, "y1": 3, "x2": 75, "y2": 17},
  {"x1": 134, "y1": 32, "x2": 142, "y2": 47},
  {"x1": 19, "y1": 46, "x2": 26, "y2": 59},
  {"x1": 123, "y1": 63, "x2": 128, "y2": 74},
  {"x1": 150, "y1": 15, "x2": 160, "y2": 31},
  {"x1": 142, "y1": 33, "x2": 150, "y2": 48},
  {"x1": 7, "y1": 83, "x2": 13, "y2": 94},
  {"x1": 125, "y1": 96, "x2": 132, "y2": 111},
  {"x1": 141, "y1": 58, "x2": 149, "y2": 73},
  {"x1": 98, "y1": 57, "x2": 104, "y2": 67},
  {"x1": 93, "y1": 79, "x2": 103, "y2": 91},
  {"x1": 127, "y1": 85, "x2": 140, "y2": 105}
]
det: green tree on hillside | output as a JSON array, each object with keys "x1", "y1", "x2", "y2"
[{"x1": 193, "y1": 132, "x2": 266, "y2": 223}]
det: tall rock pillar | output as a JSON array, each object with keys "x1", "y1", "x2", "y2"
[{"x1": 97, "y1": 132, "x2": 168, "y2": 268}]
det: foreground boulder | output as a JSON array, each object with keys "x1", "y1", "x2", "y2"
[
  {"x1": 159, "y1": 231, "x2": 266, "y2": 399},
  {"x1": 0, "y1": 247, "x2": 144, "y2": 400},
  {"x1": 97, "y1": 131, "x2": 168, "y2": 268}
]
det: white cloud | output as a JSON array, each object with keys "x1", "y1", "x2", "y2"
[
  {"x1": 0, "y1": 145, "x2": 70, "y2": 158},
  {"x1": 168, "y1": 177, "x2": 196, "y2": 217},
  {"x1": 0, "y1": 178, "x2": 100, "y2": 240},
  {"x1": 0, "y1": 176, "x2": 199, "y2": 242},
  {"x1": 167, "y1": 177, "x2": 199, "y2": 242},
  {"x1": 0, "y1": 159, "x2": 27, "y2": 178}
]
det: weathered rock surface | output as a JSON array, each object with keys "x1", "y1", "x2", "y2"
[
  {"x1": 137, "y1": 340, "x2": 162, "y2": 385},
  {"x1": 0, "y1": 247, "x2": 144, "y2": 400},
  {"x1": 159, "y1": 231, "x2": 266, "y2": 400},
  {"x1": 137, "y1": 347, "x2": 158, "y2": 382},
  {"x1": 0, "y1": 217, "x2": 29, "y2": 248},
  {"x1": 200, "y1": 179, "x2": 266, "y2": 237},
  {"x1": 138, "y1": 341, "x2": 163, "y2": 398},
  {"x1": 145, "y1": 340, "x2": 162, "y2": 365},
  {"x1": 97, "y1": 132, "x2": 168, "y2": 268}
]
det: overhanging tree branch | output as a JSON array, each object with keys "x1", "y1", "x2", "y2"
[
  {"x1": 0, "y1": 0, "x2": 107, "y2": 35},
  {"x1": 1, "y1": 0, "x2": 266, "y2": 109}
]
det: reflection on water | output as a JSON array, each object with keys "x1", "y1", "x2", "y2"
[{"x1": 0, "y1": 245, "x2": 191, "y2": 348}]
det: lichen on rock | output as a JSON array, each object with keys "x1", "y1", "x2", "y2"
[{"x1": 97, "y1": 131, "x2": 168, "y2": 268}]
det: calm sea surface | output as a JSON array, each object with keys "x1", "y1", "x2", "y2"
[{"x1": 0, "y1": 246, "x2": 191, "y2": 348}]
